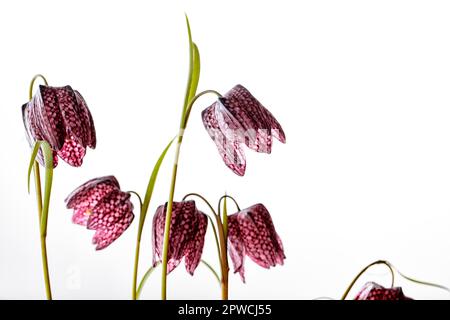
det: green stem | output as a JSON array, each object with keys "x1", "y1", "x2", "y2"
[
  {"x1": 182, "y1": 89, "x2": 221, "y2": 128},
  {"x1": 182, "y1": 193, "x2": 223, "y2": 277},
  {"x1": 128, "y1": 191, "x2": 143, "y2": 300},
  {"x1": 201, "y1": 260, "x2": 221, "y2": 285},
  {"x1": 218, "y1": 194, "x2": 241, "y2": 215},
  {"x1": 182, "y1": 192, "x2": 218, "y2": 217},
  {"x1": 137, "y1": 262, "x2": 160, "y2": 299},
  {"x1": 341, "y1": 259, "x2": 450, "y2": 300},
  {"x1": 29, "y1": 74, "x2": 48, "y2": 98},
  {"x1": 215, "y1": 214, "x2": 229, "y2": 300},
  {"x1": 29, "y1": 75, "x2": 52, "y2": 300},
  {"x1": 160, "y1": 90, "x2": 221, "y2": 300},
  {"x1": 34, "y1": 164, "x2": 52, "y2": 300},
  {"x1": 341, "y1": 260, "x2": 394, "y2": 300},
  {"x1": 220, "y1": 196, "x2": 229, "y2": 300}
]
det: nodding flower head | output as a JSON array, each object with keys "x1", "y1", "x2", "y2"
[
  {"x1": 354, "y1": 282, "x2": 413, "y2": 300},
  {"x1": 227, "y1": 203, "x2": 285, "y2": 282},
  {"x1": 152, "y1": 201, "x2": 208, "y2": 275},
  {"x1": 22, "y1": 85, "x2": 96, "y2": 167},
  {"x1": 65, "y1": 176, "x2": 134, "y2": 250},
  {"x1": 201, "y1": 85, "x2": 285, "y2": 176}
]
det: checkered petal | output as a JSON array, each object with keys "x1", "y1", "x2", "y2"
[
  {"x1": 218, "y1": 85, "x2": 286, "y2": 153},
  {"x1": 88, "y1": 190, "x2": 134, "y2": 250},
  {"x1": 184, "y1": 211, "x2": 208, "y2": 275},
  {"x1": 202, "y1": 103, "x2": 246, "y2": 176},
  {"x1": 152, "y1": 201, "x2": 206, "y2": 275},
  {"x1": 22, "y1": 84, "x2": 96, "y2": 168},
  {"x1": 65, "y1": 176, "x2": 120, "y2": 226},
  {"x1": 227, "y1": 204, "x2": 285, "y2": 282},
  {"x1": 354, "y1": 282, "x2": 413, "y2": 300}
]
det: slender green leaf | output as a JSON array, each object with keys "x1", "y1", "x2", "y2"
[
  {"x1": 201, "y1": 260, "x2": 221, "y2": 285},
  {"x1": 27, "y1": 141, "x2": 42, "y2": 193},
  {"x1": 138, "y1": 138, "x2": 175, "y2": 241},
  {"x1": 39, "y1": 141, "x2": 53, "y2": 236},
  {"x1": 188, "y1": 42, "x2": 201, "y2": 103},
  {"x1": 136, "y1": 262, "x2": 160, "y2": 299}
]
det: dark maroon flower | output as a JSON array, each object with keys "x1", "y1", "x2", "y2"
[
  {"x1": 22, "y1": 85, "x2": 96, "y2": 167},
  {"x1": 152, "y1": 201, "x2": 208, "y2": 275},
  {"x1": 354, "y1": 282, "x2": 413, "y2": 300},
  {"x1": 201, "y1": 85, "x2": 285, "y2": 176},
  {"x1": 227, "y1": 203, "x2": 285, "y2": 282},
  {"x1": 65, "y1": 176, "x2": 134, "y2": 250}
]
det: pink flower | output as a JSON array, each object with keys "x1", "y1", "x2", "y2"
[
  {"x1": 227, "y1": 203, "x2": 285, "y2": 282},
  {"x1": 152, "y1": 201, "x2": 208, "y2": 275},
  {"x1": 354, "y1": 282, "x2": 413, "y2": 300},
  {"x1": 22, "y1": 85, "x2": 96, "y2": 167},
  {"x1": 202, "y1": 85, "x2": 285, "y2": 176},
  {"x1": 65, "y1": 176, "x2": 134, "y2": 250}
]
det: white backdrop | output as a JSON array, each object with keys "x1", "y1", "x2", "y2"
[{"x1": 1, "y1": 0, "x2": 450, "y2": 300}]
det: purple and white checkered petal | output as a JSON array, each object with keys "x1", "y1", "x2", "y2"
[
  {"x1": 184, "y1": 211, "x2": 208, "y2": 275},
  {"x1": 93, "y1": 208, "x2": 134, "y2": 250},
  {"x1": 151, "y1": 201, "x2": 200, "y2": 274},
  {"x1": 53, "y1": 86, "x2": 86, "y2": 146},
  {"x1": 65, "y1": 176, "x2": 120, "y2": 209},
  {"x1": 38, "y1": 85, "x2": 67, "y2": 151},
  {"x1": 235, "y1": 204, "x2": 285, "y2": 270},
  {"x1": 227, "y1": 214, "x2": 246, "y2": 282},
  {"x1": 354, "y1": 282, "x2": 413, "y2": 300},
  {"x1": 219, "y1": 85, "x2": 284, "y2": 153},
  {"x1": 87, "y1": 190, "x2": 132, "y2": 230},
  {"x1": 57, "y1": 136, "x2": 86, "y2": 167},
  {"x1": 74, "y1": 90, "x2": 97, "y2": 149},
  {"x1": 202, "y1": 103, "x2": 246, "y2": 176}
]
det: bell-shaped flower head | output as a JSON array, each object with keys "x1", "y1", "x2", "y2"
[
  {"x1": 22, "y1": 85, "x2": 96, "y2": 167},
  {"x1": 152, "y1": 201, "x2": 208, "y2": 275},
  {"x1": 202, "y1": 85, "x2": 285, "y2": 176},
  {"x1": 227, "y1": 203, "x2": 285, "y2": 282},
  {"x1": 65, "y1": 176, "x2": 134, "y2": 250}
]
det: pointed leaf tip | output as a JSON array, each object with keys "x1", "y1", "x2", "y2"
[{"x1": 27, "y1": 141, "x2": 42, "y2": 193}]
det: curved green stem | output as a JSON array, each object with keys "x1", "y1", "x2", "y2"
[
  {"x1": 218, "y1": 194, "x2": 241, "y2": 215},
  {"x1": 341, "y1": 259, "x2": 450, "y2": 300},
  {"x1": 341, "y1": 260, "x2": 395, "y2": 300},
  {"x1": 182, "y1": 193, "x2": 218, "y2": 216},
  {"x1": 28, "y1": 75, "x2": 52, "y2": 300},
  {"x1": 182, "y1": 89, "x2": 222, "y2": 129},
  {"x1": 207, "y1": 215, "x2": 222, "y2": 273},
  {"x1": 201, "y1": 260, "x2": 221, "y2": 285},
  {"x1": 389, "y1": 262, "x2": 450, "y2": 294},
  {"x1": 137, "y1": 262, "x2": 160, "y2": 299},
  {"x1": 29, "y1": 74, "x2": 48, "y2": 99}
]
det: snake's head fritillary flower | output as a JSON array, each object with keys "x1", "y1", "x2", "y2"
[
  {"x1": 65, "y1": 176, "x2": 134, "y2": 250},
  {"x1": 354, "y1": 282, "x2": 413, "y2": 300},
  {"x1": 152, "y1": 201, "x2": 208, "y2": 275},
  {"x1": 201, "y1": 85, "x2": 285, "y2": 176},
  {"x1": 22, "y1": 85, "x2": 96, "y2": 167},
  {"x1": 227, "y1": 203, "x2": 285, "y2": 282}
]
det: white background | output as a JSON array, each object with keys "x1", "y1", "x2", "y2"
[{"x1": 1, "y1": 0, "x2": 450, "y2": 300}]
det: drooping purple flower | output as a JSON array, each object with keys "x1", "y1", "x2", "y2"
[
  {"x1": 65, "y1": 176, "x2": 134, "y2": 250},
  {"x1": 227, "y1": 203, "x2": 285, "y2": 282},
  {"x1": 201, "y1": 85, "x2": 285, "y2": 176},
  {"x1": 354, "y1": 282, "x2": 413, "y2": 300},
  {"x1": 152, "y1": 201, "x2": 208, "y2": 275},
  {"x1": 22, "y1": 85, "x2": 96, "y2": 167}
]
